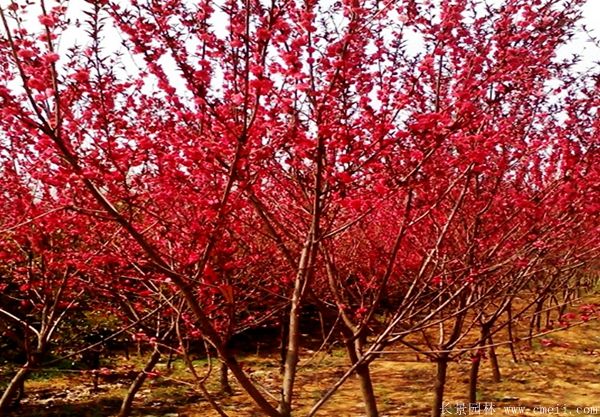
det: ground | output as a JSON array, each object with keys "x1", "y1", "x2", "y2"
[{"x1": 5, "y1": 296, "x2": 600, "y2": 417}]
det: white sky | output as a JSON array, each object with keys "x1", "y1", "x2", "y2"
[
  {"x1": 1, "y1": 0, "x2": 599, "y2": 91},
  {"x1": 561, "y1": 0, "x2": 600, "y2": 65}
]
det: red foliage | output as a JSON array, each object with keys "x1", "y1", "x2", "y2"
[{"x1": 0, "y1": 0, "x2": 598, "y2": 415}]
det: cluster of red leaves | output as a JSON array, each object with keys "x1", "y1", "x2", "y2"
[{"x1": 0, "y1": 0, "x2": 598, "y2": 413}]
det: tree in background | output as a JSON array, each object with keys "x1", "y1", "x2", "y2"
[{"x1": 0, "y1": 0, "x2": 598, "y2": 416}]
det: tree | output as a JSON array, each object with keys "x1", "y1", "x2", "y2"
[
  {"x1": 0, "y1": 161, "x2": 95, "y2": 411},
  {"x1": 0, "y1": 0, "x2": 598, "y2": 416}
]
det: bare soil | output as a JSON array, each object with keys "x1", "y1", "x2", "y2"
[{"x1": 6, "y1": 297, "x2": 600, "y2": 417}]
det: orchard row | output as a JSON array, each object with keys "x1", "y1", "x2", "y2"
[{"x1": 0, "y1": 0, "x2": 598, "y2": 416}]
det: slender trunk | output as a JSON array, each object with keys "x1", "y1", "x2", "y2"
[
  {"x1": 0, "y1": 365, "x2": 29, "y2": 412},
  {"x1": 506, "y1": 304, "x2": 519, "y2": 363},
  {"x1": 344, "y1": 340, "x2": 378, "y2": 417},
  {"x1": 280, "y1": 117, "x2": 323, "y2": 417},
  {"x1": 431, "y1": 355, "x2": 449, "y2": 417},
  {"x1": 220, "y1": 361, "x2": 233, "y2": 395},
  {"x1": 468, "y1": 324, "x2": 490, "y2": 404},
  {"x1": 279, "y1": 308, "x2": 289, "y2": 375},
  {"x1": 468, "y1": 354, "x2": 481, "y2": 404},
  {"x1": 225, "y1": 351, "x2": 281, "y2": 417},
  {"x1": 318, "y1": 310, "x2": 326, "y2": 343},
  {"x1": 528, "y1": 300, "x2": 543, "y2": 346},
  {"x1": 117, "y1": 348, "x2": 161, "y2": 417},
  {"x1": 280, "y1": 236, "x2": 316, "y2": 417},
  {"x1": 488, "y1": 336, "x2": 501, "y2": 383},
  {"x1": 0, "y1": 331, "x2": 46, "y2": 412},
  {"x1": 166, "y1": 350, "x2": 175, "y2": 372},
  {"x1": 279, "y1": 274, "x2": 304, "y2": 417},
  {"x1": 559, "y1": 289, "x2": 572, "y2": 317},
  {"x1": 356, "y1": 363, "x2": 379, "y2": 417},
  {"x1": 550, "y1": 294, "x2": 560, "y2": 325}
]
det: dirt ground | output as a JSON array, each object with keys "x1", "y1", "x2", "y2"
[{"x1": 7, "y1": 297, "x2": 600, "y2": 417}]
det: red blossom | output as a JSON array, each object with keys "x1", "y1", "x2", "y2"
[
  {"x1": 38, "y1": 14, "x2": 56, "y2": 27},
  {"x1": 42, "y1": 52, "x2": 60, "y2": 65}
]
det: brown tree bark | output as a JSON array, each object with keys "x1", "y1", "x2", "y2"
[
  {"x1": 344, "y1": 338, "x2": 379, "y2": 417},
  {"x1": 432, "y1": 355, "x2": 449, "y2": 417},
  {"x1": 488, "y1": 336, "x2": 501, "y2": 383},
  {"x1": 118, "y1": 348, "x2": 161, "y2": 417},
  {"x1": 219, "y1": 361, "x2": 233, "y2": 395},
  {"x1": 506, "y1": 303, "x2": 519, "y2": 363},
  {"x1": 0, "y1": 365, "x2": 29, "y2": 412},
  {"x1": 468, "y1": 353, "x2": 481, "y2": 404}
]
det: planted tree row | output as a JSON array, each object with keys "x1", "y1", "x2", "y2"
[{"x1": 0, "y1": 0, "x2": 598, "y2": 416}]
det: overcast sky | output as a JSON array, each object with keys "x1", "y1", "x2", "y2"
[{"x1": 1, "y1": 0, "x2": 599, "y2": 89}]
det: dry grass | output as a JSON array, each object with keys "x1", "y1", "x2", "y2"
[{"x1": 8, "y1": 296, "x2": 600, "y2": 417}]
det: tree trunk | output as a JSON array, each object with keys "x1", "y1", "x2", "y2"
[
  {"x1": 280, "y1": 136, "x2": 323, "y2": 416},
  {"x1": 280, "y1": 235, "x2": 317, "y2": 417},
  {"x1": 0, "y1": 365, "x2": 29, "y2": 412},
  {"x1": 488, "y1": 336, "x2": 501, "y2": 383},
  {"x1": 166, "y1": 350, "x2": 175, "y2": 372},
  {"x1": 118, "y1": 348, "x2": 161, "y2": 417},
  {"x1": 220, "y1": 361, "x2": 233, "y2": 395},
  {"x1": 431, "y1": 355, "x2": 449, "y2": 417},
  {"x1": 344, "y1": 340, "x2": 379, "y2": 417},
  {"x1": 559, "y1": 289, "x2": 572, "y2": 317},
  {"x1": 506, "y1": 304, "x2": 519, "y2": 363},
  {"x1": 356, "y1": 363, "x2": 379, "y2": 417},
  {"x1": 529, "y1": 300, "x2": 544, "y2": 344},
  {"x1": 1, "y1": 338, "x2": 46, "y2": 412},
  {"x1": 279, "y1": 309, "x2": 289, "y2": 375},
  {"x1": 468, "y1": 324, "x2": 493, "y2": 403},
  {"x1": 468, "y1": 354, "x2": 481, "y2": 404},
  {"x1": 279, "y1": 276, "x2": 302, "y2": 417}
]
